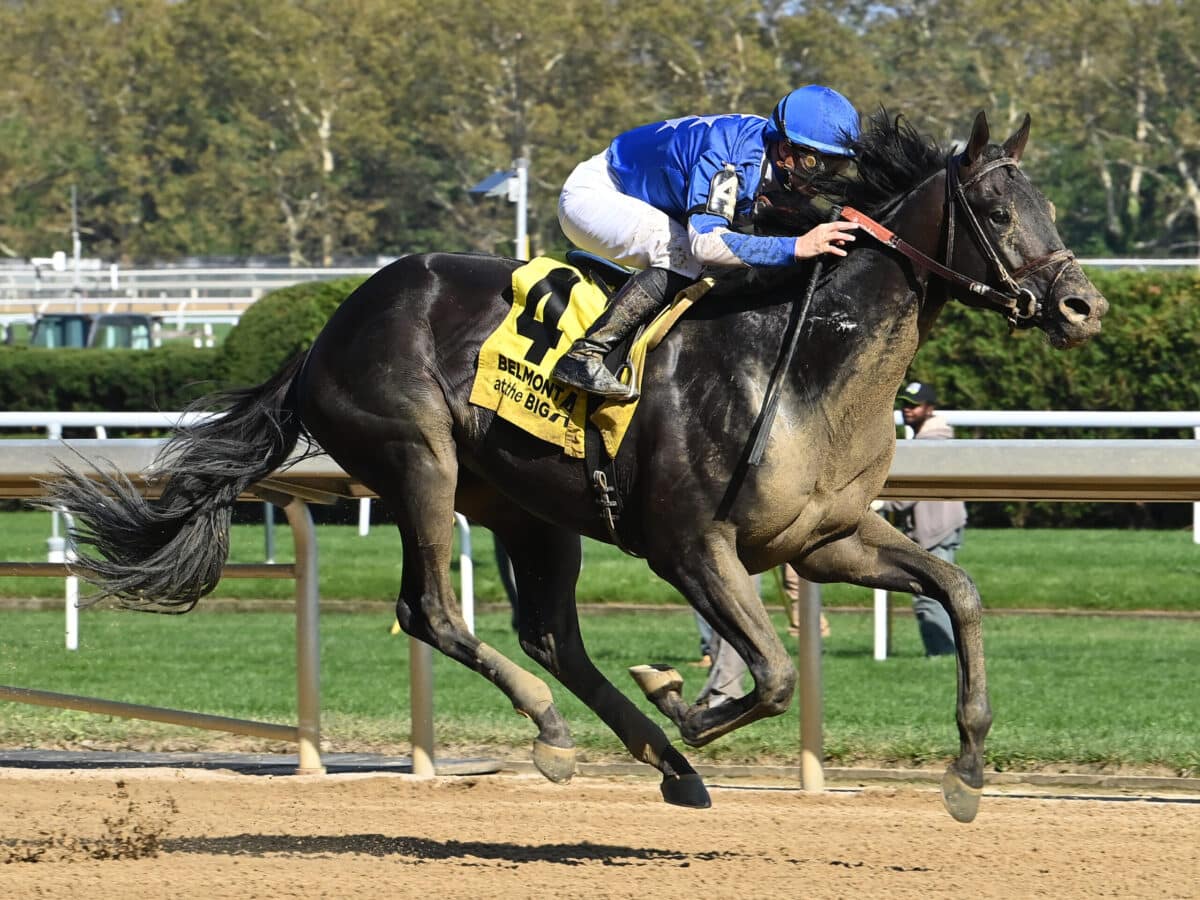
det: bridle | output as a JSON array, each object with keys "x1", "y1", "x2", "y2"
[{"x1": 839, "y1": 153, "x2": 1076, "y2": 329}]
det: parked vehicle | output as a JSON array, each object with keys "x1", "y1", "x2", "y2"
[{"x1": 28, "y1": 313, "x2": 161, "y2": 349}]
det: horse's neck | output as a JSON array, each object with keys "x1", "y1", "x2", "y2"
[{"x1": 794, "y1": 176, "x2": 950, "y2": 428}]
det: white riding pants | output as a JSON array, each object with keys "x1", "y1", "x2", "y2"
[{"x1": 557, "y1": 153, "x2": 705, "y2": 279}]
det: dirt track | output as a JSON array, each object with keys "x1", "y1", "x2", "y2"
[{"x1": 2, "y1": 768, "x2": 1197, "y2": 899}]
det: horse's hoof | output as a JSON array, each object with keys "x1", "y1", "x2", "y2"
[
  {"x1": 660, "y1": 773, "x2": 711, "y2": 809},
  {"x1": 941, "y1": 768, "x2": 983, "y2": 823},
  {"x1": 532, "y1": 739, "x2": 576, "y2": 784},
  {"x1": 628, "y1": 664, "x2": 684, "y2": 700}
]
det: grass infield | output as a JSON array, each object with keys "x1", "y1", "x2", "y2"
[
  {"x1": 1, "y1": 608, "x2": 1196, "y2": 776},
  {"x1": 0, "y1": 510, "x2": 1197, "y2": 612},
  {"x1": 0, "y1": 512, "x2": 1196, "y2": 774}
]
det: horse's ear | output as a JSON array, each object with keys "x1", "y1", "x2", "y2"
[
  {"x1": 1002, "y1": 113, "x2": 1032, "y2": 162},
  {"x1": 964, "y1": 110, "x2": 990, "y2": 165}
]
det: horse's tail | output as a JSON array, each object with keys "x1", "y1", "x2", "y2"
[{"x1": 43, "y1": 352, "x2": 311, "y2": 612}]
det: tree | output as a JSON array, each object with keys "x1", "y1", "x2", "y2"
[
  {"x1": 1046, "y1": 0, "x2": 1200, "y2": 255},
  {"x1": 170, "y1": 0, "x2": 423, "y2": 265}
]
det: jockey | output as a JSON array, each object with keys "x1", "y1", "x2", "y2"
[{"x1": 553, "y1": 84, "x2": 862, "y2": 401}]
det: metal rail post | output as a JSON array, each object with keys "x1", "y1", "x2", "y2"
[
  {"x1": 410, "y1": 640, "x2": 435, "y2": 777},
  {"x1": 797, "y1": 577, "x2": 824, "y2": 792},
  {"x1": 279, "y1": 494, "x2": 324, "y2": 775}
]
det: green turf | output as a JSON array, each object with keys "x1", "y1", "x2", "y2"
[
  {"x1": 0, "y1": 510, "x2": 1197, "y2": 612},
  {"x1": 1, "y1": 608, "x2": 1196, "y2": 775}
]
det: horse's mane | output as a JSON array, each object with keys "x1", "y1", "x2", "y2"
[{"x1": 753, "y1": 109, "x2": 948, "y2": 238}]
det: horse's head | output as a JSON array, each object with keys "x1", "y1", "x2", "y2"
[{"x1": 948, "y1": 111, "x2": 1108, "y2": 349}]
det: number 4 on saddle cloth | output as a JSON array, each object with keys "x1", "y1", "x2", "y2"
[{"x1": 468, "y1": 255, "x2": 713, "y2": 459}]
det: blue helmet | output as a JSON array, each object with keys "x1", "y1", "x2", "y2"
[{"x1": 769, "y1": 85, "x2": 860, "y2": 157}]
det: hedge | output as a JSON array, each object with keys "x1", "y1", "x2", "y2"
[
  {"x1": 221, "y1": 275, "x2": 366, "y2": 386},
  {"x1": 0, "y1": 345, "x2": 218, "y2": 412},
  {"x1": 913, "y1": 269, "x2": 1200, "y2": 417}
]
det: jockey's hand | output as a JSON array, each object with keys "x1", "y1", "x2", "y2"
[{"x1": 794, "y1": 221, "x2": 859, "y2": 259}]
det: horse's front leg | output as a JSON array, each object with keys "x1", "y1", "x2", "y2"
[
  {"x1": 631, "y1": 535, "x2": 796, "y2": 748},
  {"x1": 794, "y1": 512, "x2": 991, "y2": 823}
]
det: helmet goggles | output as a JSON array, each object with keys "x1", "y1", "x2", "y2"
[
  {"x1": 775, "y1": 139, "x2": 852, "y2": 191},
  {"x1": 789, "y1": 145, "x2": 852, "y2": 178},
  {"x1": 769, "y1": 85, "x2": 858, "y2": 189}
]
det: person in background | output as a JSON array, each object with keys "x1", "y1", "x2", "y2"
[
  {"x1": 876, "y1": 381, "x2": 964, "y2": 656},
  {"x1": 690, "y1": 610, "x2": 715, "y2": 668},
  {"x1": 689, "y1": 573, "x2": 768, "y2": 705},
  {"x1": 780, "y1": 563, "x2": 831, "y2": 640}
]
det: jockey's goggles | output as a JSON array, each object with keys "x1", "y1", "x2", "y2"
[
  {"x1": 790, "y1": 144, "x2": 852, "y2": 178},
  {"x1": 776, "y1": 142, "x2": 852, "y2": 192}
]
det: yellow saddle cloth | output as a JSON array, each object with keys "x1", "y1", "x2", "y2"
[{"x1": 468, "y1": 257, "x2": 710, "y2": 459}]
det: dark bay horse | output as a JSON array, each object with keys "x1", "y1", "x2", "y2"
[{"x1": 48, "y1": 110, "x2": 1107, "y2": 820}]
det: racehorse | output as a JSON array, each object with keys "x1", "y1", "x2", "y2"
[{"x1": 47, "y1": 109, "x2": 1107, "y2": 821}]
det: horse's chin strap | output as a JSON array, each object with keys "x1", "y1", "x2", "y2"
[{"x1": 838, "y1": 154, "x2": 1075, "y2": 330}]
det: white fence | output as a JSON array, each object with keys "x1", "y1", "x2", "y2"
[
  {"x1": 872, "y1": 409, "x2": 1200, "y2": 661},
  {"x1": 0, "y1": 264, "x2": 383, "y2": 329}
]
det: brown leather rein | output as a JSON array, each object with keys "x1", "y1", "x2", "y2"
[{"x1": 836, "y1": 155, "x2": 1076, "y2": 329}]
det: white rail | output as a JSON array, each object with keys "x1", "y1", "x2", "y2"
[
  {"x1": 872, "y1": 409, "x2": 1200, "y2": 664},
  {"x1": 0, "y1": 412, "x2": 475, "y2": 649}
]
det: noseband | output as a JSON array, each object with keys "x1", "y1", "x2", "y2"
[{"x1": 839, "y1": 154, "x2": 1076, "y2": 329}]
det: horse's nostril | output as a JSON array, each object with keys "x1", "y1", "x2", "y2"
[{"x1": 1059, "y1": 295, "x2": 1091, "y2": 322}]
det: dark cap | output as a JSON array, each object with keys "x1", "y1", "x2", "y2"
[{"x1": 897, "y1": 380, "x2": 937, "y2": 406}]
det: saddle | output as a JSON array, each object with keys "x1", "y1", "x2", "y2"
[{"x1": 564, "y1": 249, "x2": 632, "y2": 296}]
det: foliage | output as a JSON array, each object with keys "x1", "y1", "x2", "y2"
[
  {"x1": 220, "y1": 276, "x2": 365, "y2": 385},
  {"x1": 0, "y1": 1, "x2": 1196, "y2": 263},
  {"x1": 0, "y1": 346, "x2": 217, "y2": 411}
]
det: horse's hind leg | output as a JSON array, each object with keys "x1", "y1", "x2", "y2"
[
  {"x1": 493, "y1": 516, "x2": 710, "y2": 809},
  {"x1": 363, "y1": 448, "x2": 576, "y2": 784},
  {"x1": 793, "y1": 512, "x2": 991, "y2": 823}
]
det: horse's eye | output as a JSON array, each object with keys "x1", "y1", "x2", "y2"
[{"x1": 989, "y1": 207, "x2": 1011, "y2": 225}]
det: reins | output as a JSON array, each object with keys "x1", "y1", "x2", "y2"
[{"x1": 746, "y1": 246, "x2": 827, "y2": 467}]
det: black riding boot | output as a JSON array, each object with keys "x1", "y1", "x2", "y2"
[{"x1": 551, "y1": 266, "x2": 678, "y2": 401}]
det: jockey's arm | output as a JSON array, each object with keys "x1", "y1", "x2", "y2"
[
  {"x1": 684, "y1": 149, "x2": 797, "y2": 268},
  {"x1": 684, "y1": 149, "x2": 858, "y2": 267},
  {"x1": 688, "y1": 213, "x2": 798, "y2": 267}
]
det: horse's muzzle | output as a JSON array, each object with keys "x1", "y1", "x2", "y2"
[{"x1": 1047, "y1": 286, "x2": 1107, "y2": 348}]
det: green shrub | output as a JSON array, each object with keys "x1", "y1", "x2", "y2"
[
  {"x1": 0, "y1": 345, "x2": 217, "y2": 411},
  {"x1": 220, "y1": 276, "x2": 366, "y2": 386},
  {"x1": 913, "y1": 269, "x2": 1200, "y2": 414}
]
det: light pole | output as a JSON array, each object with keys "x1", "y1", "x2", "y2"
[{"x1": 469, "y1": 159, "x2": 530, "y2": 260}]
